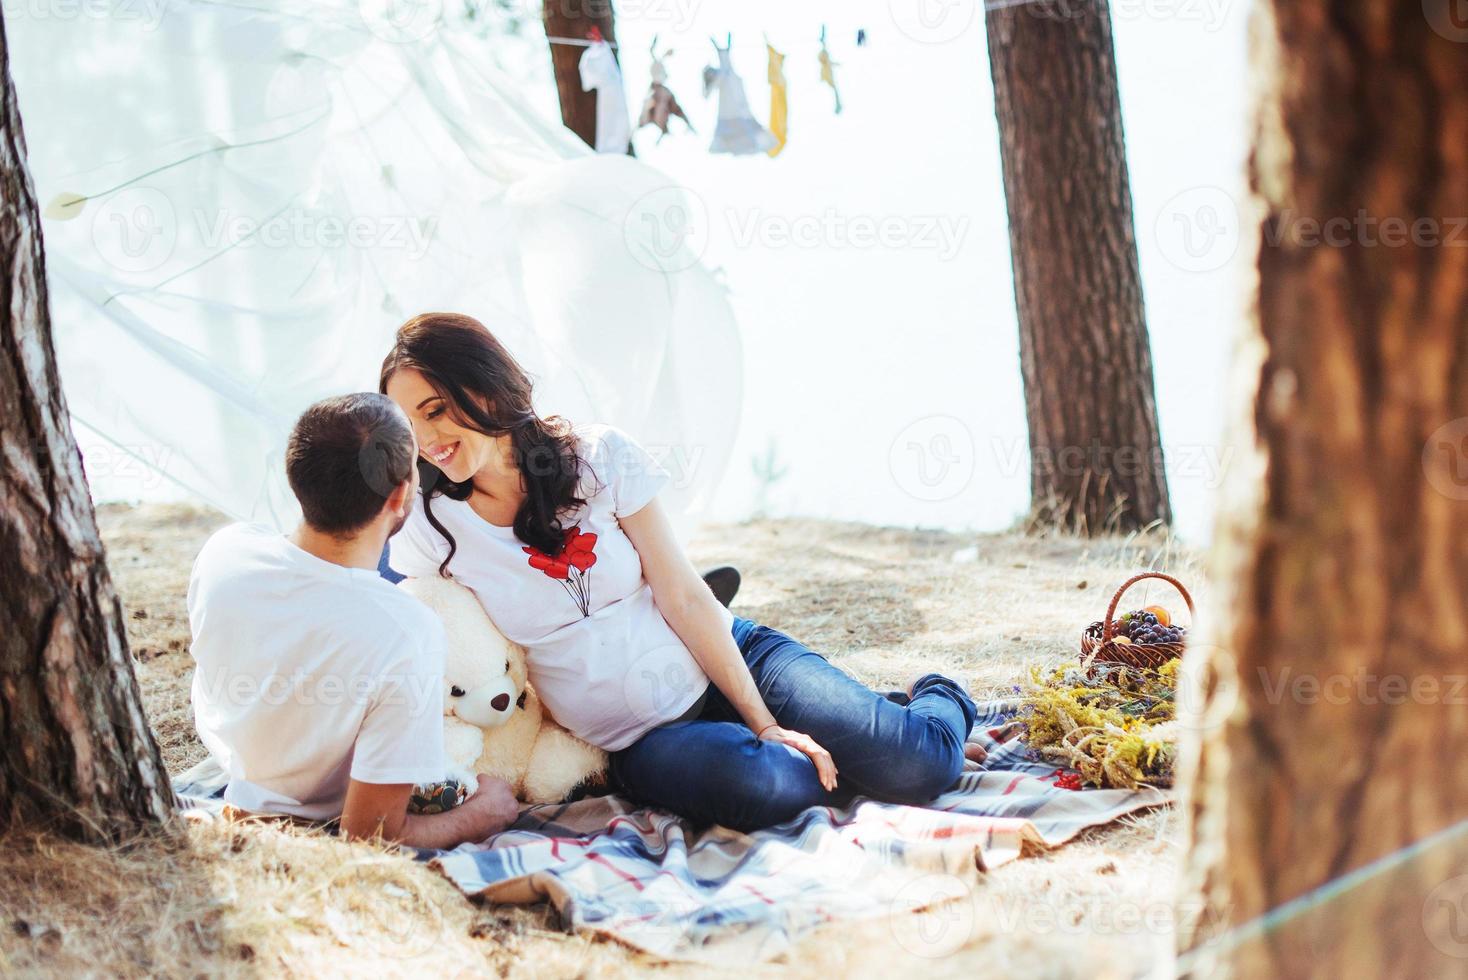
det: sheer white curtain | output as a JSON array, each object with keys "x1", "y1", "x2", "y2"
[{"x1": 9, "y1": 0, "x2": 741, "y2": 529}]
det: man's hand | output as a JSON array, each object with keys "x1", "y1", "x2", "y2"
[
  {"x1": 341, "y1": 774, "x2": 520, "y2": 849},
  {"x1": 400, "y1": 774, "x2": 519, "y2": 849},
  {"x1": 437, "y1": 774, "x2": 519, "y2": 841}
]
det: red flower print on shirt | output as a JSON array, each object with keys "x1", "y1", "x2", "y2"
[{"x1": 524, "y1": 526, "x2": 598, "y2": 616}]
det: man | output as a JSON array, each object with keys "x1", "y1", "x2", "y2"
[{"x1": 187, "y1": 393, "x2": 518, "y2": 845}]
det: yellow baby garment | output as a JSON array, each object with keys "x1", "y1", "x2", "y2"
[{"x1": 767, "y1": 43, "x2": 788, "y2": 157}]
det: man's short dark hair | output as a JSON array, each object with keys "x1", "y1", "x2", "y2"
[{"x1": 285, "y1": 393, "x2": 415, "y2": 535}]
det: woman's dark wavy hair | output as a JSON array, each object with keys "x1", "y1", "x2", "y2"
[{"x1": 379, "y1": 313, "x2": 586, "y2": 577}]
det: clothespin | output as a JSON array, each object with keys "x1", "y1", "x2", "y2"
[{"x1": 587, "y1": 25, "x2": 603, "y2": 43}]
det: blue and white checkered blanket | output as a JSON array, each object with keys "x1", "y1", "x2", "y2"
[{"x1": 175, "y1": 701, "x2": 1168, "y2": 962}]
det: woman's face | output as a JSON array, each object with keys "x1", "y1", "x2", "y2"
[{"x1": 384, "y1": 367, "x2": 502, "y2": 485}]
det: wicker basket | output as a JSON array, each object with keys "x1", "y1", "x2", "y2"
[{"x1": 1080, "y1": 572, "x2": 1195, "y2": 672}]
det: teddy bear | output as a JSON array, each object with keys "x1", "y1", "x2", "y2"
[{"x1": 399, "y1": 574, "x2": 608, "y2": 805}]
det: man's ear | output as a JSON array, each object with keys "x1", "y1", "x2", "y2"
[{"x1": 386, "y1": 476, "x2": 413, "y2": 518}]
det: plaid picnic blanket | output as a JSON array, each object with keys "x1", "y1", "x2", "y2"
[{"x1": 174, "y1": 700, "x2": 1169, "y2": 963}]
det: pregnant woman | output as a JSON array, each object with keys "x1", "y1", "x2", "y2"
[{"x1": 380, "y1": 313, "x2": 978, "y2": 831}]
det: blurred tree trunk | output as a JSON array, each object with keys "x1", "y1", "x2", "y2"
[
  {"x1": 985, "y1": 0, "x2": 1170, "y2": 534},
  {"x1": 542, "y1": 0, "x2": 629, "y2": 154},
  {"x1": 0, "y1": 18, "x2": 174, "y2": 842},
  {"x1": 1177, "y1": 1, "x2": 1468, "y2": 975}
]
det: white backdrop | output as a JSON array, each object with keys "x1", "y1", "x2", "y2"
[{"x1": 8, "y1": 0, "x2": 742, "y2": 531}]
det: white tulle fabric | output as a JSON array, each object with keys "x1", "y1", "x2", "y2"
[{"x1": 9, "y1": 0, "x2": 741, "y2": 529}]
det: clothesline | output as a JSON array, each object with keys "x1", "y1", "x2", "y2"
[
  {"x1": 546, "y1": 35, "x2": 616, "y2": 49},
  {"x1": 574, "y1": 25, "x2": 852, "y2": 156}
]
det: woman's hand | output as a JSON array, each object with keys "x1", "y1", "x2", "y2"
[
  {"x1": 621, "y1": 498, "x2": 839, "y2": 795},
  {"x1": 758, "y1": 724, "x2": 839, "y2": 792}
]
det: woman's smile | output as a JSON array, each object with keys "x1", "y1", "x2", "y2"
[{"x1": 426, "y1": 440, "x2": 460, "y2": 467}]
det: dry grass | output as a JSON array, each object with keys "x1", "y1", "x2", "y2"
[{"x1": 0, "y1": 504, "x2": 1203, "y2": 978}]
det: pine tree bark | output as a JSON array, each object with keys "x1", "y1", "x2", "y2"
[
  {"x1": 0, "y1": 18, "x2": 174, "y2": 841},
  {"x1": 1178, "y1": 1, "x2": 1468, "y2": 975},
  {"x1": 542, "y1": 0, "x2": 625, "y2": 152},
  {"x1": 985, "y1": 0, "x2": 1171, "y2": 534}
]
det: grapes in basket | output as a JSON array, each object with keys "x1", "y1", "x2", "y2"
[{"x1": 1113, "y1": 605, "x2": 1186, "y2": 646}]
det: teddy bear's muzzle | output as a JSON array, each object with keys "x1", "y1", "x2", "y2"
[{"x1": 451, "y1": 676, "x2": 518, "y2": 728}]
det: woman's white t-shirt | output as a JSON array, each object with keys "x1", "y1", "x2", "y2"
[{"x1": 388, "y1": 425, "x2": 725, "y2": 751}]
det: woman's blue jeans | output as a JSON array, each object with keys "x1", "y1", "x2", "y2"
[{"x1": 608, "y1": 616, "x2": 978, "y2": 832}]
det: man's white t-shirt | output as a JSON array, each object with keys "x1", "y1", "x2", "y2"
[
  {"x1": 187, "y1": 523, "x2": 448, "y2": 820},
  {"x1": 389, "y1": 424, "x2": 724, "y2": 751}
]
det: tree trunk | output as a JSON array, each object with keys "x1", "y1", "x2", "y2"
[
  {"x1": 542, "y1": 0, "x2": 625, "y2": 152},
  {"x1": 985, "y1": 0, "x2": 1171, "y2": 534},
  {"x1": 0, "y1": 17, "x2": 174, "y2": 842},
  {"x1": 1177, "y1": 1, "x2": 1468, "y2": 975}
]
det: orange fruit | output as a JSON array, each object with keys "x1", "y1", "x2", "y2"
[{"x1": 1142, "y1": 605, "x2": 1171, "y2": 627}]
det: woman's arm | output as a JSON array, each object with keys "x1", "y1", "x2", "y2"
[{"x1": 621, "y1": 497, "x2": 838, "y2": 791}]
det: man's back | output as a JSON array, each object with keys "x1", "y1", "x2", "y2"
[{"x1": 187, "y1": 523, "x2": 446, "y2": 820}]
